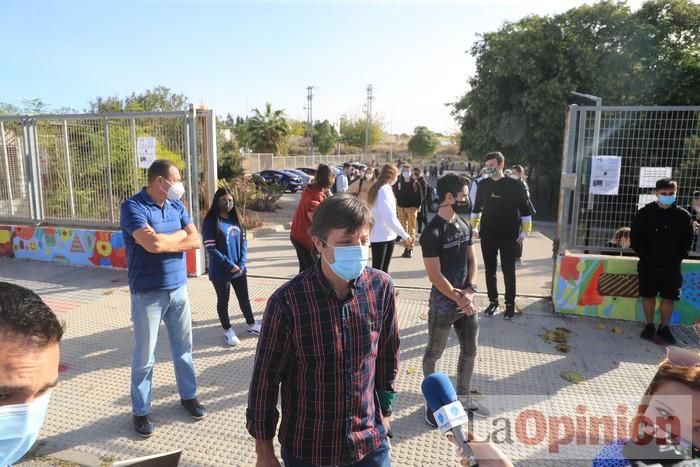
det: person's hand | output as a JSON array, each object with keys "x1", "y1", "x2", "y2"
[
  {"x1": 405, "y1": 236, "x2": 413, "y2": 246},
  {"x1": 231, "y1": 265, "x2": 241, "y2": 274},
  {"x1": 693, "y1": 221, "x2": 699, "y2": 234},
  {"x1": 383, "y1": 415, "x2": 393, "y2": 439},
  {"x1": 447, "y1": 432, "x2": 514, "y2": 467},
  {"x1": 255, "y1": 455, "x2": 281, "y2": 467},
  {"x1": 454, "y1": 291, "x2": 476, "y2": 315},
  {"x1": 516, "y1": 234, "x2": 525, "y2": 245}
]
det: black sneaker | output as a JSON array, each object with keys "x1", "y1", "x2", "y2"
[
  {"x1": 640, "y1": 323, "x2": 655, "y2": 341},
  {"x1": 424, "y1": 405, "x2": 437, "y2": 428},
  {"x1": 656, "y1": 325, "x2": 677, "y2": 345},
  {"x1": 406, "y1": 249, "x2": 413, "y2": 258},
  {"x1": 504, "y1": 304, "x2": 515, "y2": 320},
  {"x1": 484, "y1": 302, "x2": 499, "y2": 317},
  {"x1": 401, "y1": 248, "x2": 410, "y2": 258},
  {"x1": 181, "y1": 398, "x2": 207, "y2": 420},
  {"x1": 133, "y1": 415, "x2": 155, "y2": 438}
]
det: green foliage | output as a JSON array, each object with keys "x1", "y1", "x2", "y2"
[
  {"x1": 454, "y1": 0, "x2": 700, "y2": 211},
  {"x1": 248, "y1": 103, "x2": 291, "y2": 154},
  {"x1": 0, "y1": 103, "x2": 21, "y2": 115},
  {"x1": 89, "y1": 86, "x2": 188, "y2": 113},
  {"x1": 408, "y1": 126, "x2": 439, "y2": 156},
  {"x1": 217, "y1": 128, "x2": 244, "y2": 181},
  {"x1": 339, "y1": 116, "x2": 383, "y2": 148},
  {"x1": 313, "y1": 120, "x2": 338, "y2": 155},
  {"x1": 289, "y1": 120, "x2": 307, "y2": 137}
]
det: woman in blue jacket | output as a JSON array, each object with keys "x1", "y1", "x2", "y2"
[{"x1": 202, "y1": 188, "x2": 260, "y2": 346}]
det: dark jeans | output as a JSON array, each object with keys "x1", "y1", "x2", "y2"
[
  {"x1": 211, "y1": 274, "x2": 255, "y2": 329},
  {"x1": 291, "y1": 237, "x2": 318, "y2": 273},
  {"x1": 281, "y1": 439, "x2": 391, "y2": 467},
  {"x1": 480, "y1": 234, "x2": 518, "y2": 305},
  {"x1": 371, "y1": 241, "x2": 395, "y2": 273},
  {"x1": 423, "y1": 304, "x2": 479, "y2": 396}
]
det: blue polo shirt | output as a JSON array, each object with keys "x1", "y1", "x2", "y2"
[{"x1": 120, "y1": 188, "x2": 192, "y2": 293}]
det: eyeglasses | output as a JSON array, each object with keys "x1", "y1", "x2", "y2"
[{"x1": 666, "y1": 346, "x2": 700, "y2": 367}]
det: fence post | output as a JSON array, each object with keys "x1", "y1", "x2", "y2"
[
  {"x1": 205, "y1": 110, "x2": 218, "y2": 204},
  {"x1": 62, "y1": 120, "x2": 76, "y2": 218},
  {"x1": 569, "y1": 110, "x2": 588, "y2": 248},
  {"x1": 0, "y1": 121, "x2": 13, "y2": 216},
  {"x1": 27, "y1": 120, "x2": 44, "y2": 223},
  {"x1": 103, "y1": 118, "x2": 115, "y2": 224},
  {"x1": 131, "y1": 118, "x2": 140, "y2": 193}
]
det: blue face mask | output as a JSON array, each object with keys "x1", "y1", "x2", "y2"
[
  {"x1": 0, "y1": 392, "x2": 52, "y2": 466},
  {"x1": 321, "y1": 242, "x2": 369, "y2": 281},
  {"x1": 658, "y1": 194, "x2": 676, "y2": 206}
]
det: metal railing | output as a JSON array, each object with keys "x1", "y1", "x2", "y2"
[
  {"x1": 556, "y1": 105, "x2": 700, "y2": 257},
  {"x1": 0, "y1": 110, "x2": 217, "y2": 230}
]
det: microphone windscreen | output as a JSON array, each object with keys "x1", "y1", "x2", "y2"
[{"x1": 421, "y1": 373, "x2": 458, "y2": 413}]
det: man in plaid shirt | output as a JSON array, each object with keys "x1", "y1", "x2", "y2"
[{"x1": 247, "y1": 193, "x2": 400, "y2": 467}]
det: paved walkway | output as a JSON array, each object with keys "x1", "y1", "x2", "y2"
[{"x1": 3, "y1": 240, "x2": 670, "y2": 466}]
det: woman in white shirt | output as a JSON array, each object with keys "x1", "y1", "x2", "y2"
[{"x1": 367, "y1": 164, "x2": 411, "y2": 273}]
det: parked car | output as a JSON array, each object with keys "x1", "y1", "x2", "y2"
[
  {"x1": 257, "y1": 170, "x2": 304, "y2": 193},
  {"x1": 296, "y1": 167, "x2": 317, "y2": 176},
  {"x1": 284, "y1": 169, "x2": 312, "y2": 186}
]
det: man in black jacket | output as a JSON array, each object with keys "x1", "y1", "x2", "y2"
[
  {"x1": 631, "y1": 178, "x2": 694, "y2": 345},
  {"x1": 394, "y1": 164, "x2": 425, "y2": 258}
]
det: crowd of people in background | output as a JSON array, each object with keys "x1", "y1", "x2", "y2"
[{"x1": 4, "y1": 151, "x2": 700, "y2": 467}]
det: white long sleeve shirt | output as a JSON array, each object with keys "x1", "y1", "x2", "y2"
[
  {"x1": 370, "y1": 185, "x2": 409, "y2": 243},
  {"x1": 336, "y1": 173, "x2": 349, "y2": 193}
]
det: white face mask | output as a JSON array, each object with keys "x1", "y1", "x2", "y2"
[
  {"x1": 0, "y1": 392, "x2": 52, "y2": 467},
  {"x1": 163, "y1": 179, "x2": 185, "y2": 201},
  {"x1": 365, "y1": 172, "x2": 373, "y2": 180}
]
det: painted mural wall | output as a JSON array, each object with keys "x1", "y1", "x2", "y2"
[
  {"x1": 0, "y1": 225, "x2": 196, "y2": 274},
  {"x1": 553, "y1": 254, "x2": 700, "y2": 326}
]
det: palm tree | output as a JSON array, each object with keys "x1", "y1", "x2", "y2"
[{"x1": 248, "y1": 103, "x2": 291, "y2": 154}]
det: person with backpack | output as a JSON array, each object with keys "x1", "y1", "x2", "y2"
[{"x1": 203, "y1": 187, "x2": 260, "y2": 346}]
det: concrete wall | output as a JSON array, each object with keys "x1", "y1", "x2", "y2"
[
  {"x1": 0, "y1": 225, "x2": 197, "y2": 274},
  {"x1": 553, "y1": 254, "x2": 700, "y2": 326}
]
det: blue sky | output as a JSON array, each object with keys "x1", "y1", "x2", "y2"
[{"x1": 2, "y1": 0, "x2": 644, "y2": 134}]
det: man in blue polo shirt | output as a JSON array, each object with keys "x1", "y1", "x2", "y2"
[{"x1": 120, "y1": 159, "x2": 206, "y2": 438}]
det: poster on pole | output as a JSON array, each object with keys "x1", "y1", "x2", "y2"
[
  {"x1": 639, "y1": 167, "x2": 672, "y2": 188},
  {"x1": 137, "y1": 137, "x2": 157, "y2": 169},
  {"x1": 589, "y1": 155, "x2": 621, "y2": 196}
]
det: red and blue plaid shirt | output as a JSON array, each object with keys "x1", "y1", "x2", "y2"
[{"x1": 246, "y1": 262, "x2": 400, "y2": 465}]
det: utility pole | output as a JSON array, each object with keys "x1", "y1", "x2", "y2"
[
  {"x1": 306, "y1": 86, "x2": 314, "y2": 156},
  {"x1": 364, "y1": 84, "x2": 374, "y2": 158}
]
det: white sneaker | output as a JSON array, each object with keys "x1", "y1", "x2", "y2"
[
  {"x1": 224, "y1": 328, "x2": 240, "y2": 346},
  {"x1": 247, "y1": 322, "x2": 262, "y2": 335}
]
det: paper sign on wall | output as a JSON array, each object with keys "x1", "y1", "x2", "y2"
[
  {"x1": 639, "y1": 167, "x2": 672, "y2": 188},
  {"x1": 137, "y1": 137, "x2": 157, "y2": 169},
  {"x1": 589, "y1": 156, "x2": 621, "y2": 196}
]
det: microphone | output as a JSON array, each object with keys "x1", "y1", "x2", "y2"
[{"x1": 422, "y1": 373, "x2": 478, "y2": 466}]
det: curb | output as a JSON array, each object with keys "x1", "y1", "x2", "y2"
[{"x1": 248, "y1": 222, "x2": 291, "y2": 239}]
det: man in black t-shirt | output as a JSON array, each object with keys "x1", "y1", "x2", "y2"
[
  {"x1": 471, "y1": 151, "x2": 532, "y2": 320},
  {"x1": 420, "y1": 174, "x2": 489, "y2": 427}
]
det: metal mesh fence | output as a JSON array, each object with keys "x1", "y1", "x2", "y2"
[
  {"x1": 565, "y1": 106, "x2": 700, "y2": 257},
  {"x1": 0, "y1": 119, "x2": 31, "y2": 221},
  {"x1": 0, "y1": 111, "x2": 215, "y2": 229}
]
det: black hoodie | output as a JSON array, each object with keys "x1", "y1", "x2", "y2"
[{"x1": 630, "y1": 202, "x2": 693, "y2": 266}]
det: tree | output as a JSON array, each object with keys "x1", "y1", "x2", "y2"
[
  {"x1": 232, "y1": 116, "x2": 253, "y2": 153},
  {"x1": 339, "y1": 116, "x2": 383, "y2": 148},
  {"x1": 0, "y1": 103, "x2": 21, "y2": 115},
  {"x1": 89, "y1": 86, "x2": 188, "y2": 113},
  {"x1": 454, "y1": 0, "x2": 700, "y2": 215},
  {"x1": 248, "y1": 103, "x2": 291, "y2": 154},
  {"x1": 408, "y1": 126, "x2": 439, "y2": 156},
  {"x1": 313, "y1": 120, "x2": 338, "y2": 155},
  {"x1": 288, "y1": 120, "x2": 306, "y2": 137}
]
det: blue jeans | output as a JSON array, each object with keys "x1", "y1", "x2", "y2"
[
  {"x1": 130, "y1": 285, "x2": 197, "y2": 416},
  {"x1": 281, "y1": 440, "x2": 391, "y2": 467}
]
